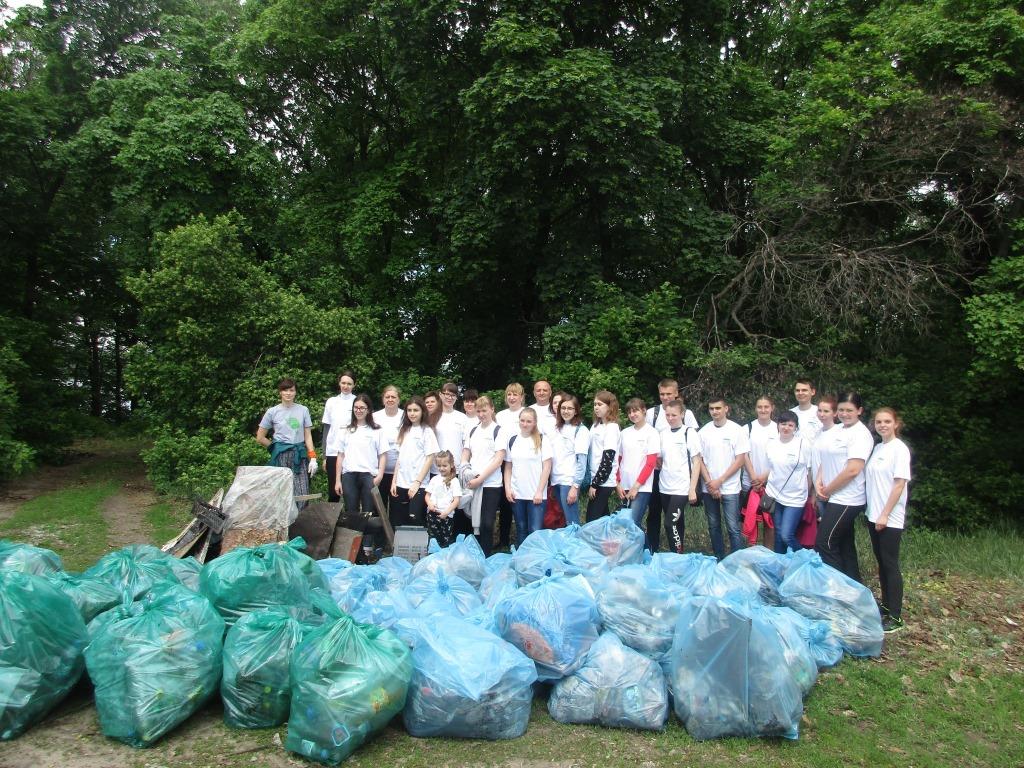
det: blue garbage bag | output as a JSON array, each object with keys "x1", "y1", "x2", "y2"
[
  {"x1": 485, "y1": 552, "x2": 513, "y2": 573},
  {"x1": 85, "y1": 582, "x2": 224, "y2": 747},
  {"x1": 349, "y1": 588, "x2": 419, "y2": 631},
  {"x1": 84, "y1": 545, "x2": 182, "y2": 601},
  {"x1": 412, "y1": 534, "x2": 487, "y2": 589},
  {"x1": 403, "y1": 617, "x2": 537, "y2": 739},
  {"x1": 754, "y1": 605, "x2": 819, "y2": 695},
  {"x1": 404, "y1": 571, "x2": 481, "y2": 618},
  {"x1": 668, "y1": 595, "x2": 803, "y2": 740},
  {"x1": 0, "y1": 571, "x2": 87, "y2": 740},
  {"x1": 576, "y1": 509, "x2": 645, "y2": 567},
  {"x1": 480, "y1": 565, "x2": 519, "y2": 609},
  {"x1": 374, "y1": 556, "x2": 413, "y2": 590},
  {"x1": 330, "y1": 564, "x2": 389, "y2": 610},
  {"x1": 548, "y1": 632, "x2": 669, "y2": 730},
  {"x1": 512, "y1": 527, "x2": 608, "y2": 587},
  {"x1": 316, "y1": 558, "x2": 352, "y2": 584},
  {"x1": 649, "y1": 552, "x2": 758, "y2": 602},
  {"x1": 286, "y1": 614, "x2": 412, "y2": 765},
  {"x1": 495, "y1": 574, "x2": 600, "y2": 681},
  {"x1": 778, "y1": 551, "x2": 883, "y2": 658},
  {"x1": 47, "y1": 572, "x2": 121, "y2": 623},
  {"x1": 596, "y1": 565, "x2": 685, "y2": 660},
  {"x1": 719, "y1": 546, "x2": 788, "y2": 605},
  {"x1": 0, "y1": 540, "x2": 63, "y2": 575},
  {"x1": 795, "y1": 615, "x2": 844, "y2": 669}
]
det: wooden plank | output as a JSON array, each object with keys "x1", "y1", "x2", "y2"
[{"x1": 371, "y1": 487, "x2": 394, "y2": 547}]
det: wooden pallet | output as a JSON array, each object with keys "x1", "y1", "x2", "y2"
[{"x1": 161, "y1": 489, "x2": 223, "y2": 563}]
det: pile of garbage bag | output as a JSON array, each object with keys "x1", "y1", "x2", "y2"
[
  {"x1": 46, "y1": 571, "x2": 121, "y2": 623},
  {"x1": 512, "y1": 527, "x2": 609, "y2": 586},
  {"x1": 84, "y1": 544, "x2": 183, "y2": 600},
  {"x1": 0, "y1": 540, "x2": 63, "y2": 575},
  {"x1": 596, "y1": 564, "x2": 683, "y2": 660},
  {"x1": 576, "y1": 509, "x2": 646, "y2": 567}
]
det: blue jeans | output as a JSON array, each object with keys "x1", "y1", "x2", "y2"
[
  {"x1": 773, "y1": 503, "x2": 804, "y2": 554},
  {"x1": 554, "y1": 485, "x2": 581, "y2": 526},
  {"x1": 703, "y1": 492, "x2": 743, "y2": 559},
  {"x1": 626, "y1": 492, "x2": 652, "y2": 528},
  {"x1": 511, "y1": 498, "x2": 545, "y2": 546}
]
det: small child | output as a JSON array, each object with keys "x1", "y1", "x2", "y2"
[{"x1": 425, "y1": 451, "x2": 463, "y2": 548}]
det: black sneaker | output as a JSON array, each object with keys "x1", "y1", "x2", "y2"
[{"x1": 882, "y1": 616, "x2": 905, "y2": 633}]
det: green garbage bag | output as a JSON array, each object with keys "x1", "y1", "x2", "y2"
[
  {"x1": 0, "y1": 571, "x2": 88, "y2": 740},
  {"x1": 83, "y1": 545, "x2": 181, "y2": 601},
  {"x1": 84, "y1": 582, "x2": 224, "y2": 747},
  {"x1": 286, "y1": 614, "x2": 412, "y2": 765},
  {"x1": 46, "y1": 572, "x2": 121, "y2": 624},
  {"x1": 200, "y1": 540, "x2": 315, "y2": 629},
  {"x1": 222, "y1": 608, "x2": 310, "y2": 729},
  {"x1": 120, "y1": 545, "x2": 201, "y2": 591},
  {"x1": 0, "y1": 540, "x2": 63, "y2": 575},
  {"x1": 276, "y1": 538, "x2": 330, "y2": 593}
]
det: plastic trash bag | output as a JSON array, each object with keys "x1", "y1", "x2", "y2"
[
  {"x1": 596, "y1": 565, "x2": 685, "y2": 660},
  {"x1": 84, "y1": 545, "x2": 182, "y2": 601},
  {"x1": 795, "y1": 615, "x2": 844, "y2": 669},
  {"x1": 348, "y1": 589, "x2": 419, "y2": 632},
  {"x1": 199, "y1": 540, "x2": 315, "y2": 629},
  {"x1": 412, "y1": 534, "x2": 487, "y2": 589},
  {"x1": 404, "y1": 571, "x2": 481, "y2": 618},
  {"x1": 85, "y1": 582, "x2": 224, "y2": 747},
  {"x1": 374, "y1": 556, "x2": 413, "y2": 590},
  {"x1": 222, "y1": 608, "x2": 309, "y2": 729},
  {"x1": 495, "y1": 574, "x2": 600, "y2": 681},
  {"x1": 286, "y1": 614, "x2": 412, "y2": 765},
  {"x1": 576, "y1": 509, "x2": 645, "y2": 567},
  {"x1": 46, "y1": 572, "x2": 121, "y2": 623},
  {"x1": 479, "y1": 565, "x2": 519, "y2": 609},
  {"x1": 778, "y1": 551, "x2": 883, "y2": 658},
  {"x1": 754, "y1": 606, "x2": 819, "y2": 695},
  {"x1": 485, "y1": 552, "x2": 513, "y2": 573},
  {"x1": 668, "y1": 595, "x2": 803, "y2": 741},
  {"x1": 0, "y1": 540, "x2": 63, "y2": 575},
  {"x1": 316, "y1": 558, "x2": 352, "y2": 584},
  {"x1": 719, "y1": 546, "x2": 788, "y2": 605},
  {"x1": 403, "y1": 617, "x2": 537, "y2": 739},
  {"x1": 649, "y1": 552, "x2": 758, "y2": 602},
  {"x1": 548, "y1": 632, "x2": 669, "y2": 730},
  {"x1": 222, "y1": 465, "x2": 297, "y2": 528},
  {"x1": 273, "y1": 538, "x2": 330, "y2": 593},
  {"x1": 0, "y1": 571, "x2": 88, "y2": 740},
  {"x1": 331, "y1": 565, "x2": 390, "y2": 612},
  {"x1": 512, "y1": 527, "x2": 608, "y2": 587}
]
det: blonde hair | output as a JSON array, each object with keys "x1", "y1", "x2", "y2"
[
  {"x1": 872, "y1": 407, "x2": 904, "y2": 437},
  {"x1": 505, "y1": 382, "x2": 525, "y2": 398},
  {"x1": 519, "y1": 407, "x2": 543, "y2": 451}
]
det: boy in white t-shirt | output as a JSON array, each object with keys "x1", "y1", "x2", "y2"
[
  {"x1": 791, "y1": 377, "x2": 823, "y2": 442},
  {"x1": 321, "y1": 370, "x2": 355, "y2": 502},
  {"x1": 698, "y1": 396, "x2": 750, "y2": 559}
]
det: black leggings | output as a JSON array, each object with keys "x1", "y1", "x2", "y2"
[
  {"x1": 475, "y1": 487, "x2": 503, "y2": 556},
  {"x1": 325, "y1": 456, "x2": 341, "y2": 503},
  {"x1": 815, "y1": 502, "x2": 864, "y2": 583},
  {"x1": 867, "y1": 520, "x2": 904, "y2": 619},
  {"x1": 341, "y1": 472, "x2": 375, "y2": 517},
  {"x1": 647, "y1": 471, "x2": 663, "y2": 552},
  {"x1": 586, "y1": 485, "x2": 615, "y2": 521},
  {"x1": 662, "y1": 494, "x2": 688, "y2": 553}
]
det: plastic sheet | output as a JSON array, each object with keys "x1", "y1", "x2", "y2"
[
  {"x1": 403, "y1": 617, "x2": 537, "y2": 739},
  {"x1": 596, "y1": 565, "x2": 684, "y2": 660},
  {"x1": 495, "y1": 574, "x2": 600, "y2": 681},
  {"x1": 85, "y1": 582, "x2": 224, "y2": 747},
  {"x1": 512, "y1": 527, "x2": 608, "y2": 587},
  {"x1": 413, "y1": 534, "x2": 487, "y2": 589},
  {"x1": 576, "y1": 509, "x2": 646, "y2": 567},
  {"x1": 778, "y1": 551, "x2": 884, "y2": 658},
  {"x1": 222, "y1": 465, "x2": 297, "y2": 528},
  {"x1": 84, "y1": 545, "x2": 182, "y2": 601},
  {"x1": 0, "y1": 540, "x2": 63, "y2": 575},
  {"x1": 404, "y1": 571, "x2": 481, "y2": 618},
  {"x1": 221, "y1": 608, "x2": 308, "y2": 728},
  {"x1": 668, "y1": 595, "x2": 803, "y2": 741},
  {"x1": 46, "y1": 572, "x2": 121, "y2": 623},
  {"x1": 718, "y1": 546, "x2": 788, "y2": 605},
  {"x1": 548, "y1": 632, "x2": 669, "y2": 730},
  {"x1": 286, "y1": 614, "x2": 412, "y2": 765},
  {"x1": 0, "y1": 571, "x2": 87, "y2": 740}
]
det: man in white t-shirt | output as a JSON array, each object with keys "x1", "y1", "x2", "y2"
[
  {"x1": 644, "y1": 379, "x2": 698, "y2": 552},
  {"x1": 321, "y1": 370, "x2": 355, "y2": 502},
  {"x1": 531, "y1": 379, "x2": 557, "y2": 435},
  {"x1": 434, "y1": 381, "x2": 468, "y2": 473},
  {"x1": 698, "y1": 396, "x2": 750, "y2": 559},
  {"x1": 791, "y1": 378, "x2": 823, "y2": 442},
  {"x1": 495, "y1": 382, "x2": 525, "y2": 548}
]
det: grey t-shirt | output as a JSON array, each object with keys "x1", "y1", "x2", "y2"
[{"x1": 259, "y1": 404, "x2": 312, "y2": 444}]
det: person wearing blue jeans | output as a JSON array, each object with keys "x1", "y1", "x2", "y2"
[
  {"x1": 503, "y1": 408, "x2": 553, "y2": 547},
  {"x1": 765, "y1": 411, "x2": 813, "y2": 554},
  {"x1": 618, "y1": 398, "x2": 660, "y2": 537},
  {"x1": 698, "y1": 397, "x2": 751, "y2": 559}
]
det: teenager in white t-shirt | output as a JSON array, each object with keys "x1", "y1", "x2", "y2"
[
  {"x1": 495, "y1": 383, "x2": 525, "y2": 547},
  {"x1": 460, "y1": 395, "x2": 509, "y2": 556},
  {"x1": 434, "y1": 382, "x2": 468, "y2": 474},
  {"x1": 814, "y1": 391, "x2": 874, "y2": 583},
  {"x1": 373, "y1": 385, "x2": 403, "y2": 514},
  {"x1": 390, "y1": 396, "x2": 439, "y2": 528},
  {"x1": 658, "y1": 401, "x2": 703, "y2": 553},
  {"x1": 698, "y1": 397, "x2": 750, "y2": 558},
  {"x1": 586, "y1": 390, "x2": 621, "y2": 520},
  {"x1": 550, "y1": 395, "x2": 590, "y2": 526},
  {"x1": 811, "y1": 395, "x2": 839, "y2": 521},
  {"x1": 503, "y1": 407, "x2": 553, "y2": 546},
  {"x1": 865, "y1": 407, "x2": 912, "y2": 632},
  {"x1": 790, "y1": 378, "x2": 823, "y2": 442},
  {"x1": 742, "y1": 395, "x2": 780, "y2": 549},
  {"x1": 321, "y1": 370, "x2": 355, "y2": 502},
  {"x1": 764, "y1": 411, "x2": 812, "y2": 554},
  {"x1": 333, "y1": 394, "x2": 388, "y2": 526},
  {"x1": 644, "y1": 379, "x2": 698, "y2": 552},
  {"x1": 617, "y1": 398, "x2": 661, "y2": 530}
]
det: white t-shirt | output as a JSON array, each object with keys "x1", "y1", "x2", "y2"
[
  {"x1": 618, "y1": 423, "x2": 661, "y2": 492},
  {"x1": 658, "y1": 426, "x2": 702, "y2": 496},
  {"x1": 531, "y1": 403, "x2": 557, "y2": 436},
  {"x1": 743, "y1": 419, "x2": 779, "y2": 489},
  {"x1": 551, "y1": 423, "x2": 590, "y2": 486},
  {"x1": 811, "y1": 424, "x2": 838, "y2": 481},
  {"x1": 764, "y1": 437, "x2": 812, "y2": 507},
  {"x1": 461, "y1": 414, "x2": 480, "y2": 442},
  {"x1": 338, "y1": 425, "x2": 388, "y2": 474},
  {"x1": 865, "y1": 438, "x2": 911, "y2": 529},
  {"x1": 588, "y1": 422, "x2": 621, "y2": 489},
  {"x1": 790, "y1": 405, "x2": 823, "y2": 443},
  {"x1": 425, "y1": 475, "x2": 463, "y2": 514},
  {"x1": 434, "y1": 410, "x2": 468, "y2": 471},
  {"x1": 495, "y1": 407, "x2": 524, "y2": 434},
  {"x1": 698, "y1": 419, "x2": 750, "y2": 495},
  {"x1": 646, "y1": 405, "x2": 699, "y2": 432},
  {"x1": 817, "y1": 421, "x2": 874, "y2": 506},
  {"x1": 259, "y1": 403, "x2": 312, "y2": 445},
  {"x1": 373, "y1": 409, "x2": 403, "y2": 473},
  {"x1": 505, "y1": 433, "x2": 553, "y2": 499},
  {"x1": 464, "y1": 422, "x2": 509, "y2": 488},
  {"x1": 322, "y1": 394, "x2": 355, "y2": 456},
  {"x1": 395, "y1": 425, "x2": 440, "y2": 488}
]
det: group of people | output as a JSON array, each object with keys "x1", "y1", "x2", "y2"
[{"x1": 257, "y1": 373, "x2": 911, "y2": 633}]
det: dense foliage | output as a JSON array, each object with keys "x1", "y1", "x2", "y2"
[{"x1": 2, "y1": 0, "x2": 1022, "y2": 528}]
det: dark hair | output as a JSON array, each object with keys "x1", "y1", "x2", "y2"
[
  {"x1": 555, "y1": 395, "x2": 583, "y2": 428},
  {"x1": 348, "y1": 394, "x2": 378, "y2": 431},
  {"x1": 423, "y1": 390, "x2": 441, "y2": 428},
  {"x1": 708, "y1": 396, "x2": 728, "y2": 407},
  {"x1": 837, "y1": 390, "x2": 864, "y2": 410},
  {"x1": 338, "y1": 370, "x2": 355, "y2": 384},
  {"x1": 277, "y1": 378, "x2": 296, "y2": 391},
  {"x1": 795, "y1": 377, "x2": 815, "y2": 389},
  {"x1": 462, "y1": 388, "x2": 479, "y2": 402},
  {"x1": 441, "y1": 382, "x2": 459, "y2": 395},
  {"x1": 776, "y1": 410, "x2": 798, "y2": 425},
  {"x1": 398, "y1": 396, "x2": 430, "y2": 444},
  {"x1": 592, "y1": 390, "x2": 619, "y2": 423},
  {"x1": 625, "y1": 397, "x2": 646, "y2": 413}
]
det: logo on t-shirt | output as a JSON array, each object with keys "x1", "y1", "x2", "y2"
[{"x1": 287, "y1": 416, "x2": 300, "y2": 430}]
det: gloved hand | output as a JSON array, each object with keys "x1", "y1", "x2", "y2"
[{"x1": 308, "y1": 458, "x2": 318, "y2": 478}]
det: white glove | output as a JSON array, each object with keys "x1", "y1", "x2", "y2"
[{"x1": 308, "y1": 458, "x2": 318, "y2": 478}]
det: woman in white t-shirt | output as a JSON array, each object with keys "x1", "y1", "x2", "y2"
[
  {"x1": 333, "y1": 393, "x2": 388, "y2": 520},
  {"x1": 811, "y1": 394, "x2": 839, "y2": 521},
  {"x1": 551, "y1": 395, "x2": 590, "y2": 526},
  {"x1": 321, "y1": 370, "x2": 355, "y2": 502},
  {"x1": 865, "y1": 407, "x2": 911, "y2": 632},
  {"x1": 503, "y1": 407, "x2": 553, "y2": 546},
  {"x1": 586, "y1": 390, "x2": 621, "y2": 520},
  {"x1": 765, "y1": 411, "x2": 812, "y2": 554},
  {"x1": 390, "y1": 396, "x2": 439, "y2": 528},
  {"x1": 742, "y1": 396, "x2": 779, "y2": 548},
  {"x1": 460, "y1": 395, "x2": 508, "y2": 556},
  {"x1": 617, "y1": 398, "x2": 661, "y2": 528},
  {"x1": 373, "y1": 385, "x2": 403, "y2": 515},
  {"x1": 814, "y1": 390, "x2": 874, "y2": 582}
]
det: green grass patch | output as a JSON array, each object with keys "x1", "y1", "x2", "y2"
[{"x1": 145, "y1": 499, "x2": 194, "y2": 546}]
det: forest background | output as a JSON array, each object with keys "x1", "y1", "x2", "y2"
[{"x1": 1, "y1": 0, "x2": 1022, "y2": 530}]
